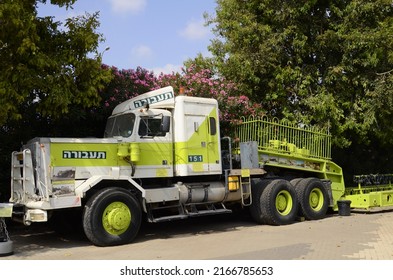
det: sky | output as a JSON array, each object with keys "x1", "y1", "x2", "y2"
[{"x1": 37, "y1": 0, "x2": 217, "y2": 74}]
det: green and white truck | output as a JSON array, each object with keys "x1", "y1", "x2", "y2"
[{"x1": 7, "y1": 86, "x2": 393, "y2": 246}]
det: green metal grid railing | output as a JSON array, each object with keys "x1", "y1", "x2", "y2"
[{"x1": 234, "y1": 116, "x2": 331, "y2": 160}]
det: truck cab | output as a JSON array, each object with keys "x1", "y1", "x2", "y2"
[
  {"x1": 10, "y1": 86, "x2": 236, "y2": 246},
  {"x1": 104, "y1": 86, "x2": 223, "y2": 179}
]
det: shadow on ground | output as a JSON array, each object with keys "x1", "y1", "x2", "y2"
[{"x1": 4, "y1": 208, "x2": 257, "y2": 257}]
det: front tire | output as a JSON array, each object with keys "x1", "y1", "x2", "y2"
[{"x1": 83, "y1": 187, "x2": 142, "y2": 246}]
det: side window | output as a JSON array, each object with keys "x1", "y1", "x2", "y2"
[
  {"x1": 209, "y1": 117, "x2": 217, "y2": 136},
  {"x1": 138, "y1": 117, "x2": 166, "y2": 137}
]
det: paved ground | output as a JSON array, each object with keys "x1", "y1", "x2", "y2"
[{"x1": 1, "y1": 209, "x2": 393, "y2": 260}]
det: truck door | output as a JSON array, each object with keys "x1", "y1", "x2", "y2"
[
  {"x1": 185, "y1": 113, "x2": 221, "y2": 174},
  {"x1": 134, "y1": 112, "x2": 173, "y2": 178}
]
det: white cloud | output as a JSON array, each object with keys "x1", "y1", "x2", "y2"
[
  {"x1": 179, "y1": 19, "x2": 209, "y2": 41},
  {"x1": 108, "y1": 0, "x2": 147, "y2": 14},
  {"x1": 131, "y1": 45, "x2": 153, "y2": 60},
  {"x1": 151, "y1": 64, "x2": 182, "y2": 75}
]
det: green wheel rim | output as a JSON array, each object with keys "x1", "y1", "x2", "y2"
[
  {"x1": 275, "y1": 190, "x2": 293, "y2": 216},
  {"x1": 102, "y1": 201, "x2": 131, "y2": 235},
  {"x1": 309, "y1": 188, "x2": 324, "y2": 211}
]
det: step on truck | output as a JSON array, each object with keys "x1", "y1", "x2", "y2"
[{"x1": 7, "y1": 86, "x2": 393, "y2": 246}]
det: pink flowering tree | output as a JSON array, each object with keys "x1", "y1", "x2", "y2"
[
  {"x1": 99, "y1": 65, "x2": 159, "y2": 114},
  {"x1": 156, "y1": 64, "x2": 264, "y2": 134}
]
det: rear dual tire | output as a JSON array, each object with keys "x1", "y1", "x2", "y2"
[
  {"x1": 250, "y1": 177, "x2": 329, "y2": 225},
  {"x1": 250, "y1": 179, "x2": 298, "y2": 225}
]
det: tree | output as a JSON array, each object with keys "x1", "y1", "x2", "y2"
[
  {"x1": 207, "y1": 0, "x2": 393, "y2": 147},
  {"x1": 156, "y1": 61, "x2": 264, "y2": 134},
  {"x1": 100, "y1": 66, "x2": 160, "y2": 114},
  {"x1": 0, "y1": 0, "x2": 112, "y2": 125},
  {"x1": 0, "y1": 0, "x2": 113, "y2": 201}
]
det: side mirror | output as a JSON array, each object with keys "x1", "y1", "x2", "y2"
[{"x1": 160, "y1": 116, "x2": 170, "y2": 133}]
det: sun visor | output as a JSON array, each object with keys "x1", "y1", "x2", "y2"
[{"x1": 112, "y1": 86, "x2": 175, "y2": 115}]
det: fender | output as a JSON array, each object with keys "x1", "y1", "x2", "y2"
[{"x1": 74, "y1": 175, "x2": 146, "y2": 199}]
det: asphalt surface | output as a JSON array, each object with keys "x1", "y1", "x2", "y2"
[{"x1": 1, "y1": 208, "x2": 393, "y2": 260}]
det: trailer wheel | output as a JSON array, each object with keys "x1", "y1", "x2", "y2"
[
  {"x1": 295, "y1": 178, "x2": 328, "y2": 220},
  {"x1": 260, "y1": 179, "x2": 298, "y2": 225},
  {"x1": 83, "y1": 187, "x2": 142, "y2": 246}
]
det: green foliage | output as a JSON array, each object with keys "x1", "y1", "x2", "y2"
[
  {"x1": 207, "y1": 0, "x2": 393, "y2": 147},
  {"x1": 0, "y1": 0, "x2": 113, "y2": 200},
  {"x1": 0, "y1": 0, "x2": 112, "y2": 125}
]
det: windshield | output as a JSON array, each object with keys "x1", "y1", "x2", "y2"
[{"x1": 104, "y1": 113, "x2": 136, "y2": 137}]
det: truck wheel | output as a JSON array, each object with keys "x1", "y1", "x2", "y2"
[
  {"x1": 83, "y1": 187, "x2": 142, "y2": 246},
  {"x1": 260, "y1": 179, "x2": 298, "y2": 225},
  {"x1": 249, "y1": 179, "x2": 271, "y2": 224},
  {"x1": 295, "y1": 178, "x2": 329, "y2": 220}
]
